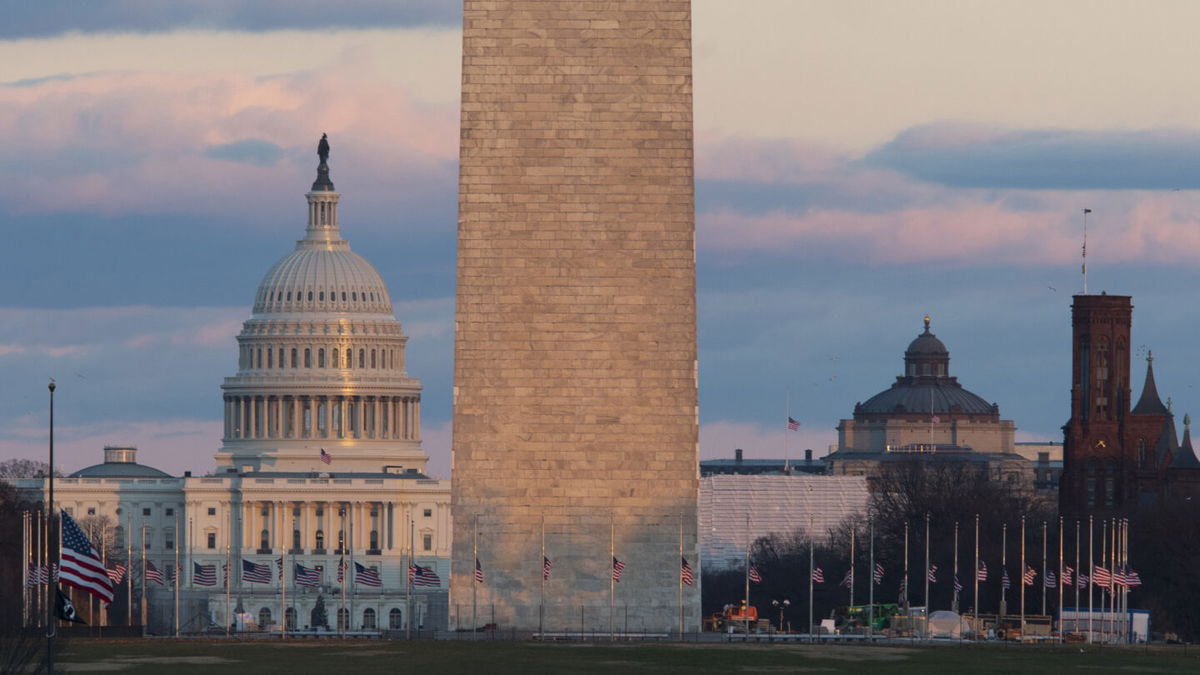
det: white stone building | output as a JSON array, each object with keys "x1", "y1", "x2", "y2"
[{"x1": 15, "y1": 141, "x2": 451, "y2": 634}]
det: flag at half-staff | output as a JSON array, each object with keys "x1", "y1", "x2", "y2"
[
  {"x1": 811, "y1": 567, "x2": 825, "y2": 584},
  {"x1": 1044, "y1": 570, "x2": 1057, "y2": 588},
  {"x1": 354, "y1": 562, "x2": 382, "y2": 587},
  {"x1": 612, "y1": 557, "x2": 625, "y2": 583},
  {"x1": 241, "y1": 560, "x2": 271, "y2": 584},
  {"x1": 748, "y1": 564, "x2": 762, "y2": 584},
  {"x1": 839, "y1": 569, "x2": 853, "y2": 588},
  {"x1": 976, "y1": 560, "x2": 988, "y2": 581},
  {"x1": 336, "y1": 557, "x2": 346, "y2": 583},
  {"x1": 681, "y1": 557, "x2": 694, "y2": 586},
  {"x1": 60, "y1": 510, "x2": 115, "y2": 603},
  {"x1": 1062, "y1": 566, "x2": 1073, "y2": 587},
  {"x1": 409, "y1": 564, "x2": 441, "y2": 587},
  {"x1": 873, "y1": 563, "x2": 884, "y2": 585},
  {"x1": 294, "y1": 563, "x2": 321, "y2": 588},
  {"x1": 145, "y1": 560, "x2": 165, "y2": 585},
  {"x1": 193, "y1": 562, "x2": 217, "y2": 587},
  {"x1": 927, "y1": 564, "x2": 938, "y2": 583},
  {"x1": 475, "y1": 558, "x2": 486, "y2": 584},
  {"x1": 1023, "y1": 565, "x2": 1037, "y2": 586},
  {"x1": 544, "y1": 556, "x2": 554, "y2": 581},
  {"x1": 107, "y1": 563, "x2": 127, "y2": 584}
]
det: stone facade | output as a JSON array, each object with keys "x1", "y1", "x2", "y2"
[{"x1": 452, "y1": 1, "x2": 700, "y2": 632}]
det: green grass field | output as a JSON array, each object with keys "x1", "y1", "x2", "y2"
[{"x1": 52, "y1": 639, "x2": 1200, "y2": 674}]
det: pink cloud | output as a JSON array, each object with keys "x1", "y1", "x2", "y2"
[{"x1": 0, "y1": 57, "x2": 458, "y2": 219}]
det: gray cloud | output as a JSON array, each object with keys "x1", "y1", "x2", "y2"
[
  {"x1": 204, "y1": 139, "x2": 284, "y2": 166},
  {"x1": 2, "y1": 1, "x2": 459, "y2": 39},
  {"x1": 868, "y1": 124, "x2": 1200, "y2": 190}
]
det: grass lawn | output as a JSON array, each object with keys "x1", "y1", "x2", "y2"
[{"x1": 55, "y1": 639, "x2": 1200, "y2": 674}]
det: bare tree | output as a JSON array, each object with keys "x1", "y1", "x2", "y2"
[{"x1": 0, "y1": 459, "x2": 59, "y2": 478}]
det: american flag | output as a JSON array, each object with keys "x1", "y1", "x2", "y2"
[
  {"x1": 1044, "y1": 570, "x2": 1057, "y2": 588},
  {"x1": 475, "y1": 558, "x2": 485, "y2": 584},
  {"x1": 839, "y1": 569, "x2": 853, "y2": 588},
  {"x1": 612, "y1": 557, "x2": 625, "y2": 583},
  {"x1": 927, "y1": 564, "x2": 938, "y2": 583},
  {"x1": 59, "y1": 511, "x2": 115, "y2": 603},
  {"x1": 977, "y1": 560, "x2": 988, "y2": 582},
  {"x1": 811, "y1": 566, "x2": 824, "y2": 583},
  {"x1": 320, "y1": 448, "x2": 332, "y2": 465},
  {"x1": 194, "y1": 562, "x2": 217, "y2": 586},
  {"x1": 409, "y1": 564, "x2": 441, "y2": 587},
  {"x1": 681, "y1": 557, "x2": 694, "y2": 586},
  {"x1": 166, "y1": 565, "x2": 180, "y2": 585},
  {"x1": 145, "y1": 560, "x2": 164, "y2": 585},
  {"x1": 1062, "y1": 566, "x2": 1073, "y2": 587},
  {"x1": 748, "y1": 564, "x2": 762, "y2": 584},
  {"x1": 275, "y1": 557, "x2": 284, "y2": 580},
  {"x1": 1023, "y1": 565, "x2": 1037, "y2": 587},
  {"x1": 337, "y1": 557, "x2": 347, "y2": 583},
  {"x1": 954, "y1": 574, "x2": 963, "y2": 593},
  {"x1": 544, "y1": 556, "x2": 554, "y2": 582},
  {"x1": 354, "y1": 562, "x2": 382, "y2": 587},
  {"x1": 787, "y1": 417, "x2": 800, "y2": 431},
  {"x1": 1077, "y1": 571, "x2": 1089, "y2": 589},
  {"x1": 1124, "y1": 568, "x2": 1142, "y2": 588},
  {"x1": 1001, "y1": 568, "x2": 1011, "y2": 590},
  {"x1": 26, "y1": 563, "x2": 49, "y2": 586},
  {"x1": 873, "y1": 563, "x2": 884, "y2": 585},
  {"x1": 1092, "y1": 566, "x2": 1112, "y2": 586},
  {"x1": 295, "y1": 563, "x2": 321, "y2": 588},
  {"x1": 242, "y1": 560, "x2": 271, "y2": 584},
  {"x1": 107, "y1": 563, "x2": 127, "y2": 584}
]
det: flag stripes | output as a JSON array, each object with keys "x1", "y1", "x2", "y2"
[
  {"x1": 681, "y1": 557, "x2": 694, "y2": 586},
  {"x1": 612, "y1": 557, "x2": 625, "y2": 583},
  {"x1": 409, "y1": 564, "x2": 441, "y2": 587},
  {"x1": 193, "y1": 562, "x2": 217, "y2": 586},
  {"x1": 241, "y1": 560, "x2": 271, "y2": 584},
  {"x1": 59, "y1": 511, "x2": 115, "y2": 603},
  {"x1": 354, "y1": 562, "x2": 382, "y2": 587}
]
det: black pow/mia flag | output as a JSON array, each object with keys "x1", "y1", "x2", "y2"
[{"x1": 56, "y1": 589, "x2": 85, "y2": 624}]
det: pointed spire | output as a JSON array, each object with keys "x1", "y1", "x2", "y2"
[
  {"x1": 1132, "y1": 350, "x2": 1170, "y2": 415},
  {"x1": 1172, "y1": 413, "x2": 1200, "y2": 469},
  {"x1": 1153, "y1": 413, "x2": 1179, "y2": 467}
]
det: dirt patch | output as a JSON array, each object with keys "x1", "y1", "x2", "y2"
[{"x1": 60, "y1": 655, "x2": 239, "y2": 672}]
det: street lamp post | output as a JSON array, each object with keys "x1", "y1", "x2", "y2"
[{"x1": 771, "y1": 599, "x2": 790, "y2": 633}]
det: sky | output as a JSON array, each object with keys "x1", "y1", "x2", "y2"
[{"x1": 7, "y1": 1, "x2": 1200, "y2": 479}]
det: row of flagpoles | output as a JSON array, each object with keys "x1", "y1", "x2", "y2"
[{"x1": 741, "y1": 514, "x2": 1141, "y2": 642}]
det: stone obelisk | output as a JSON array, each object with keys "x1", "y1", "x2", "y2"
[{"x1": 452, "y1": 1, "x2": 699, "y2": 632}]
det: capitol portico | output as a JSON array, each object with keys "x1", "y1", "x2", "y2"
[{"x1": 14, "y1": 138, "x2": 451, "y2": 634}]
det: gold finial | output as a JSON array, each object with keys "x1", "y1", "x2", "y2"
[{"x1": 923, "y1": 315, "x2": 931, "y2": 332}]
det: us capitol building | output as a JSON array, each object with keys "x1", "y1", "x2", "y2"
[{"x1": 15, "y1": 140, "x2": 450, "y2": 633}]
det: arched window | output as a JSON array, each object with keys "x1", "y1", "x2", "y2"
[
  {"x1": 371, "y1": 349, "x2": 377, "y2": 368},
  {"x1": 319, "y1": 291, "x2": 325, "y2": 301},
  {"x1": 1086, "y1": 459, "x2": 1098, "y2": 508},
  {"x1": 315, "y1": 530, "x2": 325, "y2": 550},
  {"x1": 359, "y1": 350, "x2": 365, "y2": 368},
  {"x1": 304, "y1": 348, "x2": 311, "y2": 368},
  {"x1": 352, "y1": 291, "x2": 358, "y2": 301},
  {"x1": 331, "y1": 348, "x2": 338, "y2": 368},
  {"x1": 307, "y1": 291, "x2": 313, "y2": 302},
  {"x1": 1105, "y1": 459, "x2": 1117, "y2": 506},
  {"x1": 337, "y1": 608, "x2": 349, "y2": 631},
  {"x1": 362, "y1": 608, "x2": 376, "y2": 630},
  {"x1": 318, "y1": 348, "x2": 325, "y2": 368},
  {"x1": 278, "y1": 348, "x2": 284, "y2": 368},
  {"x1": 260, "y1": 529, "x2": 270, "y2": 550},
  {"x1": 389, "y1": 608, "x2": 403, "y2": 630},
  {"x1": 285, "y1": 607, "x2": 297, "y2": 630},
  {"x1": 291, "y1": 349, "x2": 298, "y2": 368},
  {"x1": 342, "y1": 291, "x2": 347, "y2": 302},
  {"x1": 346, "y1": 349, "x2": 353, "y2": 368},
  {"x1": 256, "y1": 348, "x2": 262, "y2": 369},
  {"x1": 259, "y1": 607, "x2": 272, "y2": 628},
  {"x1": 267, "y1": 348, "x2": 273, "y2": 369}
]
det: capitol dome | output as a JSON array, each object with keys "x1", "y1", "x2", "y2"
[{"x1": 217, "y1": 136, "x2": 427, "y2": 475}]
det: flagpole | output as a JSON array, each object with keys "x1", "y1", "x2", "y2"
[
  {"x1": 225, "y1": 514, "x2": 231, "y2": 637},
  {"x1": 609, "y1": 512, "x2": 615, "y2": 641},
  {"x1": 1057, "y1": 517, "x2": 1064, "y2": 640},
  {"x1": 1020, "y1": 515, "x2": 1026, "y2": 638},
  {"x1": 45, "y1": 380, "x2": 56, "y2": 674},
  {"x1": 349, "y1": 504, "x2": 354, "y2": 633},
  {"x1": 903, "y1": 522, "x2": 909, "y2": 618},
  {"x1": 140, "y1": 522, "x2": 147, "y2": 632},
  {"x1": 1101, "y1": 519, "x2": 1108, "y2": 643},
  {"x1": 973, "y1": 515, "x2": 979, "y2": 638},
  {"x1": 676, "y1": 512, "x2": 682, "y2": 637},
  {"x1": 174, "y1": 512, "x2": 180, "y2": 637},
  {"x1": 406, "y1": 516, "x2": 413, "y2": 640},
  {"x1": 473, "y1": 514, "x2": 478, "y2": 640},
  {"x1": 1087, "y1": 515, "x2": 1093, "y2": 642},
  {"x1": 1039, "y1": 520, "x2": 1046, "y2": 618},
  {"x1": 1109, "y1": 518, "x2": 1116, "y2": 642},
  {"x1": 923, "y1": 513, "x2": 930, "y2": 638},
  {"x1": 999, "y1": 523, "x2": 1007, "y2": 621},
  {"x1": 867, "y1": 517, "x2": 874, "y2": 641},
  {"x1": 339, "y1": 504, "x2": 345, "y2": 636},
  {"x1": 743, "y1": 513, "x2": 750, "y2": 636},
  {"x1": 543, "y1": 513, "x2": 548, "y2": 638},
  {"x1": 1074, "y1": 519, "x2": 1080, "y2": 638},
  {"x1": 21, "y1": 511, "x2": 27, "y2": 628},
  {"x1": 952, "y1": 521, "x2": 959, "y2": 615},
  {"x1": 784, "y1": 389, "x2": 790, "y2": 472},
  {"x1": 808, "y1": 531, "x2": 814, "y2": 639},
  {"x1": 126, "y1": 511, "x2": 132, "y2": 628},
  {"x1": 848, "y1": 526, "x2": 855, "y2": 614}
]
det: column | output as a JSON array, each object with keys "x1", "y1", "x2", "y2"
[
  {"x1": 414, "y1": 398, "x2": 420, "y2": 440},
  {"x1": 356, "y1": 397, "x2": 365, "y2": 439},
  {"x1": 373, "y1": 397, "x2": 382, "y2": 439},
  {"x1": 324, "y1": 396, "x2": 332, "y2": 439},
  {"x1": 386, "y1": 502, "x2": 393, "y2": 550},
  {"x1": 248, "y1": 396, "x2": 257, "y2": 439},
  {"x1": 291, "y1": 397, "x2": 301, "y2": 439}
]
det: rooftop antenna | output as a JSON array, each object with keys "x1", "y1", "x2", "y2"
[{"x1": 1081, "y1": 208, "x2": 1092, "y2": 294}]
